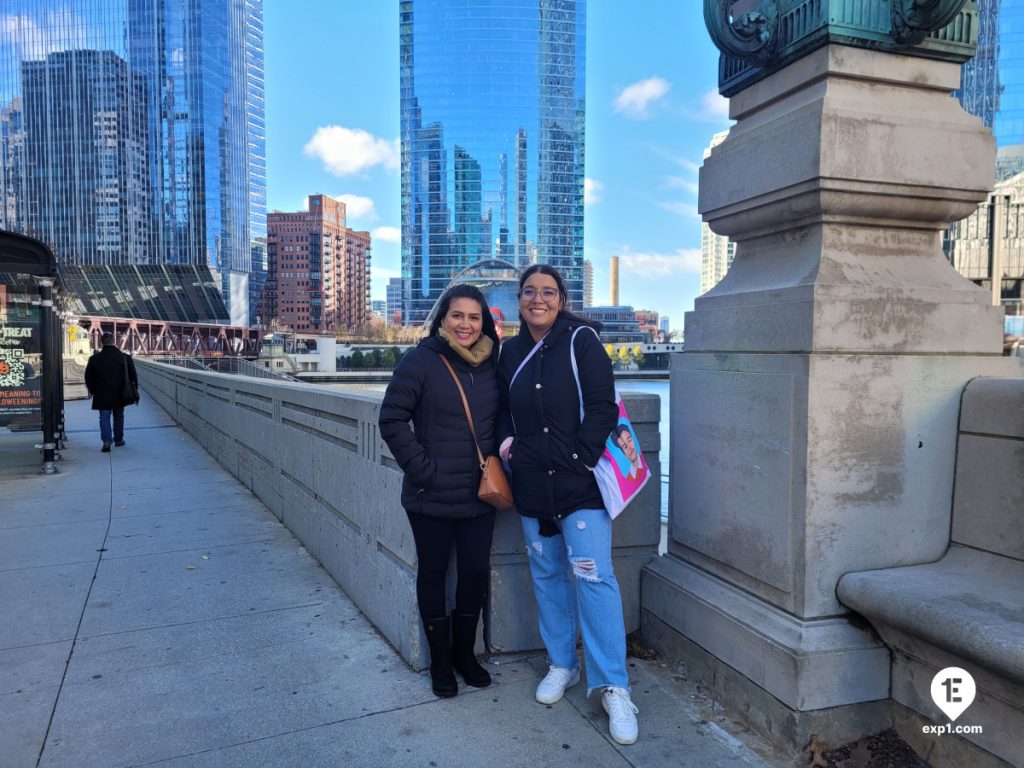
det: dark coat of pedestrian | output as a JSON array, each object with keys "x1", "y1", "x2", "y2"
[
  {"x1": 85, "y1": 343, "x2": 137, "y2": 410},
  {"x1": 84, "y1": 333, "x2": 138, "y2": 450}
]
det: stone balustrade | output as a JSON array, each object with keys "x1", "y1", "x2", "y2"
[{"x1": 135, "y1": 359, "x2": 662, "y2": 669}]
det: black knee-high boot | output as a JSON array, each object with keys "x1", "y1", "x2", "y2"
[
  {"x1": 451, "y1": 612, "x2": 491, "y2": 688},
  {"x1": 424, "y1": 616, "x2": 458, "y2": 697}
]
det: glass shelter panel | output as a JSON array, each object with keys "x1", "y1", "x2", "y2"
[{"x1": 0, "y1": 276, "x2": 43, "y2": 431}]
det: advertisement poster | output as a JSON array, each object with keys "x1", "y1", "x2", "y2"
[{"x1": 0, "y1": 280, "x2": 44, "y2": 431}]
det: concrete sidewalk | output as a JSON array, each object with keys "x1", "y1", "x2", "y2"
[{"x1": 1, "y1": 397, "x2": 789, "y2": 768}]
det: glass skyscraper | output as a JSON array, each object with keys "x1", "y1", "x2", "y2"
[
  {"x1": 400, "y1": 0, "x2": 586, "y2": 325},
  {"x1": 0, "y1": 0, "x2": 266, "y2": 326},
  {"x1": 948, "y1": 0, "x2": 1024, "y2": 323},
  {"x1": 955, "y1": 0, "x2": 1024, "y2": 180}
]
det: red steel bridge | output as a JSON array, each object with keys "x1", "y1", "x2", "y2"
[{"x1": 74, "y1": 316, "x2": 262, "y2": 357}]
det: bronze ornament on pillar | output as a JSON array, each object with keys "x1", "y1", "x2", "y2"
[
  {"x1": 703, "y1": 0, "x2": 780, "y2": 67},
  {"x1": 891, "y1": 0, "x2": 972, "y2": 46},
  {"x1": 704, "y1": 0, "x2": 978, "y2": 96}
]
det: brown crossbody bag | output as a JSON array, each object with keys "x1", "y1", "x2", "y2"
[{"x1": 438, "y1": 354, "x2": 514, "y2": 511}]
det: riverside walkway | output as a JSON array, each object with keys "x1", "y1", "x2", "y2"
[{"x1": 1, "y1": 397, "x2": 787, "y2": 768}]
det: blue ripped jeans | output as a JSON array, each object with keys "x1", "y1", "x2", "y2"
[{"x1": 521, "y1": 508, "x2": 629, "y2": 694}]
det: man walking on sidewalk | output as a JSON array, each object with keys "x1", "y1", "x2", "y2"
[{"x1": 84, "y1": 332, "x2": 139, "y2": 452}]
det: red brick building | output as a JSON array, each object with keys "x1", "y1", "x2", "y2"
[
  {"x1": 634, "y1": 309, "x2": 660, "y2": 342},
  {"x1": 260, "y1": 195, "x2": 371, "y2": 333}
]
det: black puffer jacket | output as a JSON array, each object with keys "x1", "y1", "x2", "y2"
[
  {"x1": 379, "y1": 334, "x2": 499, "y2": 518},
  {"x1": 84, "y1": 345, "x2": 138, "y2": 410},
  {"x1": 497, "y1": 316, "x2": 617, "y2": 521}
]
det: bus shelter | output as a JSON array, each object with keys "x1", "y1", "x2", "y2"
[{"x1": 0, "y1": 230, "x2": 64, "y2": 473}]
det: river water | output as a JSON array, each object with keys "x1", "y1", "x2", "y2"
[
  {"x1": 617, "y1": 380, "x2": 670, "y2": 519},
  {"x1": 328, "y1": 377, "x2": 672, "y2": 518}
]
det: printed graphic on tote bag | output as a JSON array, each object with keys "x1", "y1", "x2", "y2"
[
  {"x1": 594, "y1": 396, "x2": 651, "y2": 519},
  {"x1": 606, "y1": 402, "x2": 648, "y2": 494}
]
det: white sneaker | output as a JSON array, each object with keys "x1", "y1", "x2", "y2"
[
  {"x1": 535, "y1": 666, "x2": 580, "y2": 704},
  {"x1": 602, "y1": 686, "x2": 638, "y2": 745}
]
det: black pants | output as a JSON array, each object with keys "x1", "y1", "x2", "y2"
[{"x1": 406, "y1": 509, "x2": 496, "y2": 621}]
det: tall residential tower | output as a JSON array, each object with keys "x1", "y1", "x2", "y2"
[
  {"x1": 0, "y1": 0, "x2": 266, "y2": 325},
  {"x1": 261, "y1": 196, "x2": 371, "y2": 335},
  {"x1": 700, "y1": 130, "x2": 735, "y2": 295},
  {"x1": 399, "y1": 0, "x2": 586, "y2": 324},
  {"x1": 954, "y1": 0, "x2": 1024, "y2": 180},
  {"x1": 948, "y1": 0, "x2": 1024, "y2": 321},
  {"x1": 583, "y1": 258, "x2": 593, "y2": 307}
]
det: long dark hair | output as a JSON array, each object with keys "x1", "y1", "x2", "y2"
[
  {"x1": 518, "y1": 264, "x2": 599, "y2": 331},
  {"x1": 429, "y1": 284, "x2": 500, "y2": 347}
]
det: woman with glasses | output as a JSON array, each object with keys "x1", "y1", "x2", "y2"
[
  {"x1": 379, "y1": 285, "x2": 501, "y2": 698},
  {"x1": 496, "y1": 264, "x2": 639, "y2": 745}
]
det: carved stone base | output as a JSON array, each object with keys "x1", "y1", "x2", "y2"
[
  {"x1": 642, "y1": 555, "x2": 890, "y2": 704},
  {"x1": 640, "y1": 601, "x2": 892, "y2": 752}
]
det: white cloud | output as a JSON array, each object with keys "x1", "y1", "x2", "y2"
[
  {"x1": 664, "y1": 176, "x2": 700, "y2": 195},
  {"x1": 614, "y1": 77, "x2": 671, "y2": 118},
  {"x1": 619, "y1": 249, "x2": 702, "y2": 277},
  {"x1": 643, "y1": 142, "x2": 702, "y2": 173},
  {"x1": 332, "y1": 193, "x2": 376, "y2": 221},
  {"x1": 304, "y1": 126, "x2": 399, "y2": 176},
  {"x1": 677, "y1": 157, "x2": 701, "y2": 173},
  {"x1": 699, "y1": 88, "x2": 730, "y2": 123},
  {"x1": 584, "y1": 178, "x2": 602, "y2": 206},
  {"x1": 2, "y1": 12, "x2": 87, "y2": 58},
  {"x1": 660, "y1": 201, "x2": 700, "y2": 219},
  {"x1": 0, "y1": 15, "x2": 32, "y2": 45},
  {"x1": 372, "y1": 226, "x2": 401, "y2": 243}
]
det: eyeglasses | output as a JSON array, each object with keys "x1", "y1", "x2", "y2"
[{"x1": 520, "y1": 287, "x2": 560, "y2": 302}]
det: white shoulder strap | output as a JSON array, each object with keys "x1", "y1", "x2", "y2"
[
  {"x1": 569, "y1": 326, "x2": 601, "y2": 423},
  {"x1": 508, "y1": 335, "x2": 545, "y2": 434},
  {"x1": 509, "y1": 336, "x2": 545, "y2": 391}
]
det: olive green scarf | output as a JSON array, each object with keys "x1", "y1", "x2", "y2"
[{"x1": 438, "y1": 328, "x2": 494, "y2": 366}]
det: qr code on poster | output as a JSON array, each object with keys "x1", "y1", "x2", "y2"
[{"x1": 0, "y1": 348, "x2": 26, "y2": 387}]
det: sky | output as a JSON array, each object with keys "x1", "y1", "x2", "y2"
[{"x1": 263, "y1": 2, "x2": 732, "y2": 330}]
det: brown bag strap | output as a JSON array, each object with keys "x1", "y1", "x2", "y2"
[{"x1": 438, "y1": 354, "x2": 486, "y2": 468}]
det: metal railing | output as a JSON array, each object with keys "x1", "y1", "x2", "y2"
[
  {"x1": 155, "y1": 355, "x2": 299, "y2": 382},
  {"x1": 153, "y1": 355, "x2": 214, "y2": 372},
  {"x1": 206, "y1": 357, "x2": 298, "y2": 382}
]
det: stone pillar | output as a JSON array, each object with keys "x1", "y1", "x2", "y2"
[{"x1": 641, "y1": 37, "x2": 1019, "y2": 750}]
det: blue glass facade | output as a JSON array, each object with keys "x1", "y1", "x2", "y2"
[
  {"x1": 956, "y1": 0, "x2": 1024, "y2": 180},
  {"x1": 994, "y1": 1, "x2": 1024, "y2": 180},
  {"x1": 0, "y1": 0, "x2": 265, "y2": 325},
  {"x1": 950, "y1": 0, "x2": 1024, "y2": 321},
  {"x1": 400, "y1": 0, "x2": 586, "y2": 325},
  {"x1": 244, "y1": 0, "x2": 267, "y2": 324}
]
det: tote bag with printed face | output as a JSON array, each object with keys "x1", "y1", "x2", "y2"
[
  {"x1": 569, "y1": 328, "x2": 650, "y2": 519},
  {"x1": 594, "y1": 395, "x2": 650, "y2": 519}
]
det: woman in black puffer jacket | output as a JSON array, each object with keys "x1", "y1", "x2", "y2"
[{"x1": 379, "y1": 285, "x2": 500, "y2": 698}]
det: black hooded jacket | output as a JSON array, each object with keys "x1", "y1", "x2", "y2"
[
  {"x1": 379, "y1": 334, "x2": 499, "y2": 518},
  {"x1": 497, "y1": 316, "x2": 617, "y2": 521}
]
